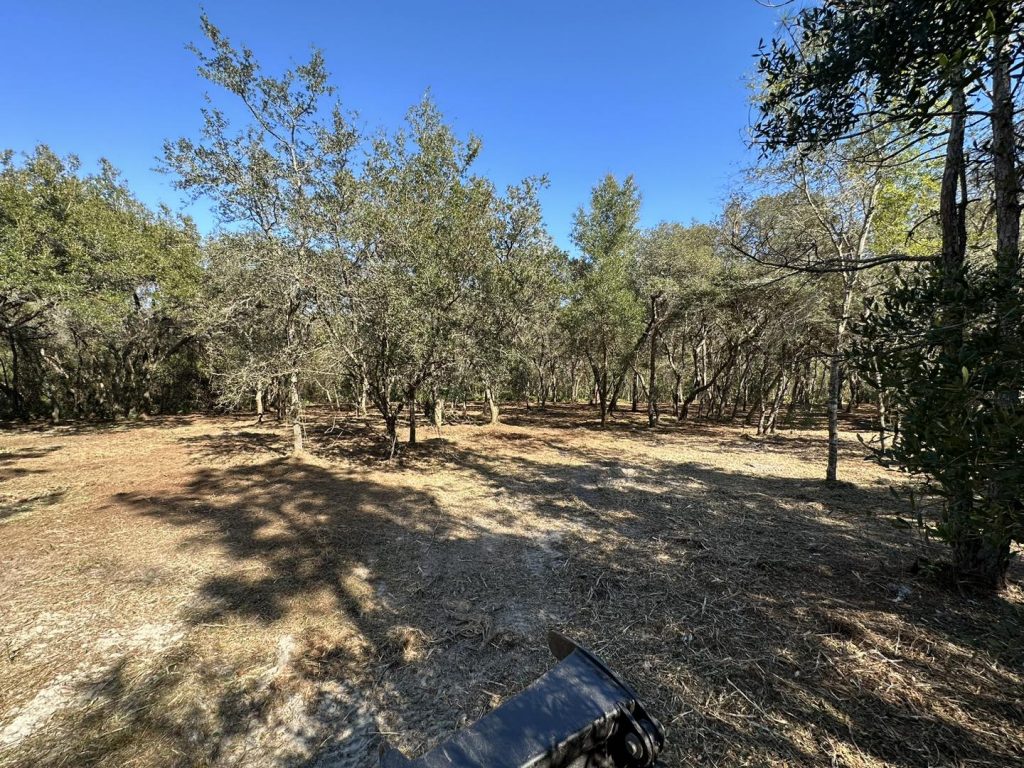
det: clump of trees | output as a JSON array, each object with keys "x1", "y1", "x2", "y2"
[
  {"x1": 2, "y1": 9, "x2": 1020, "y2": 588},
  {"x1": 754, "y1": 0, "x2": 1023, "y2": 589},
  {"x1": 0, "y1": 148, "x2": 202, "y2": 420}
]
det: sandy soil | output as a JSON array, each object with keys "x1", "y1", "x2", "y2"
[{"x1": 0, "y1": 406, "x2": 1021, "y2": 767}]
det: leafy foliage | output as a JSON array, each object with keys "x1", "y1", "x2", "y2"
[
  {"x1": 853, "y1": 263, "x2": 1023, "y2": 587},
  {"x1": 0, "y1": 147, "x2": 201, "y2": 419}
]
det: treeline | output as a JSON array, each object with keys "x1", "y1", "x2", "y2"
[
  {"x1": 0, "y1": 149, "x2": 204, "y2": 420},
  {"x1": 1, "y1": 6, "x2": 1020, "y2": 588}
]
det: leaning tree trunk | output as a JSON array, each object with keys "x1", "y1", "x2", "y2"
[
  {"x1": 766, "y1": 367, "x2": 789, "y2": 434},
  {"x1": 385, "y1": 413, "x2": 399, "y2": 460}
]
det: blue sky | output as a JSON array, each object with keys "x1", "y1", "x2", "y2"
[{"x1": 3, "y1": 1, "x2": 785, "y2": 252}]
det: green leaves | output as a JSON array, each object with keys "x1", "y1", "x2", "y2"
[
  {"x1": 850, "y1": 262, "x2": 1024, "y2": 584},
  {"x1": 0, "y1": 146, "x2": 202, "y2": 418}
]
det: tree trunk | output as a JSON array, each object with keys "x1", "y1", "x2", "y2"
[
  {"x1": 826, "y1": 283, "x2": 855, "y2": 482},
  {"x1": 936, "y1": 80, "x2": 999, "y2": 582},
  {"x1": 289, "y1": 370, "x2": 303, "y2": 455},
  {"x1": 845, "y1": 371, "x2": 859, "y2": 414},
  {"x1": 7, "y1": 331, "x2": 23, "y2": 419},
  {"x1": 591, "y1": 363, "x2": 608, "y2": 427},
  {"x1": 648, "y1": 301, "x2": 660, "y2": 427},
  {"x1": 484, "y1": 386, "x2": 499, "y2": 425},
  {"x1": 385, "y1": 413, "x2": 399, "y2": 459},
  {"x1": 407, "y1": 385, "x2": 417, "y2": 445},
  {"x1": 766, "y1": 368, "x2": 788, "y2": 434},
  {"x1": 989, "y1": 25, "x2": 1022, "y2": 569},
  {"x1": 825, "y1": 355, "x2": 841, "y2": 481},
  {"x1": 990, "y1": 26, "x2": 1021, "y2": 286},
  {"x1": 255, "y1": 386, "x2": 265, "y2": 423},
  {"x1": 950, "y1": 512, "x2": 1012, "y2": 591},
  {"x1": 357, "y1": 368, "x2": 368, "y2": 416}
]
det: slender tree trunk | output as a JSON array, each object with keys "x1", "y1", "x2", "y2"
[
  {"x1": 825, "y1": 355, "x2": 842, "y2": 481},
  {"x1": 407, "y1": 385, "x2": 417, "y2": 445},
  {"x1": 767, "y1": 368, "x2": 788, "y2": 434},
  {"x1": 596, "y1": 344, "x2": 611, "y2": 426},
  {"x1": 276, "y1": 377, "x2": 286, "y2": 420},
  {"x1": 484, "y1": 386, "x2": 499, "y2": 425},
  {"x1": 385, "y1": 413, "x2": 399, "y2": 459},
  {"x1": 875, "y1": 359, "x2": 889, "y2": 453},
  {"x1": 937, "y1": 81, "x2": 1000, "y2": 584},
  {"x1": 255, "y1": 386, "x2": 265, "y2": 423},
  {"x1": 991, "y1": 26, "x2": 1021, "y2": 287},
  {"x1": 285, "y1": 284, "x2": 304, "y2": 455},
  {"x1": 988, "y1": 26, "x2": 1022, "y2": 584},
  {"x1": 289, "y1": 370, "x2": 303, "y2": 455},
  {"x1": 357, "y1": 367, "x2": 368, "y2": 416},
  {"x1": 784, "y1": 368, "x2": 802, "y2": 428},
  {"x1": 826, "y1": 284, "x2": 854, "y2": 482},
  {"x1": 7, "y1": 330, "x2": 23, "y2": 419},
  {"x1": 592, "y1": 362, "x2": 608, "y2": 427},
  {"x1": 648, "y1": 312, "x2": 659, "y2": 427},
  {"x1": 845, "y1": 371, "x2": 859, "y2": 414}
]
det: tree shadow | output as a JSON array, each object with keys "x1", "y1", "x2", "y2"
[
  {"x1": 430, "y1": 445, "x2": 1024, "y2": 767},
  {"x1": 0, "y1": 415, "x2": 198, "y2": 436},
  {"x1": 178, "y1": 429, "x2": 292, "y2": 461},
  {"x1": 9, "y1": 455, "x2": 572, "y2": 767},
  {"x1": 6, "y1": 421, "x2": 1021, "y2": 767}
]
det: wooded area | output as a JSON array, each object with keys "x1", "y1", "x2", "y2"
[
  {"x1": 1, "y1": 4, "x2": 1022, "y2": 767},
  {"x1": 4, "y1": 6, "x2": 1021, "y2": 588}
]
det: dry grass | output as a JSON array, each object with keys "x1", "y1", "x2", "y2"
[{"x1": 0, "y1": 405, "x2": 1021, "y2": 767}]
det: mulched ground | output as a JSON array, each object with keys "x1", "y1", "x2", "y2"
[{"x1": 1, "y1": 405, "x2": 1021, "y2": 767}]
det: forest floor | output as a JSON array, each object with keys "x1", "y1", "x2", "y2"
[{"x1": 0, "y1": 405, "x2": 1022, "y2": 768}]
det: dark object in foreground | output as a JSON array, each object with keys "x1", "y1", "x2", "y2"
[{"x1": 381, "y1": 632, "x2": 665, "y2": 767}]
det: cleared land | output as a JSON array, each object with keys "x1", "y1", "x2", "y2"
[{"x1": 0, "y1": 407, "x2": 1022, "y2": 768}]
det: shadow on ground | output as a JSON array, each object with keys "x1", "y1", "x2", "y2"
[{"x1": 5, "y1": 411, "x2": 1022, "y2": 767}]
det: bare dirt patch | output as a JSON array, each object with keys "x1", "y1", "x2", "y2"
[{"x1": 1, "y1": 407, "x2": 1021, "y2": 767}]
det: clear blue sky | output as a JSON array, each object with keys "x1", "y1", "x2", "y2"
[{"x1": 3, "y1": 1, "x2": 785, "y2": 252}]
